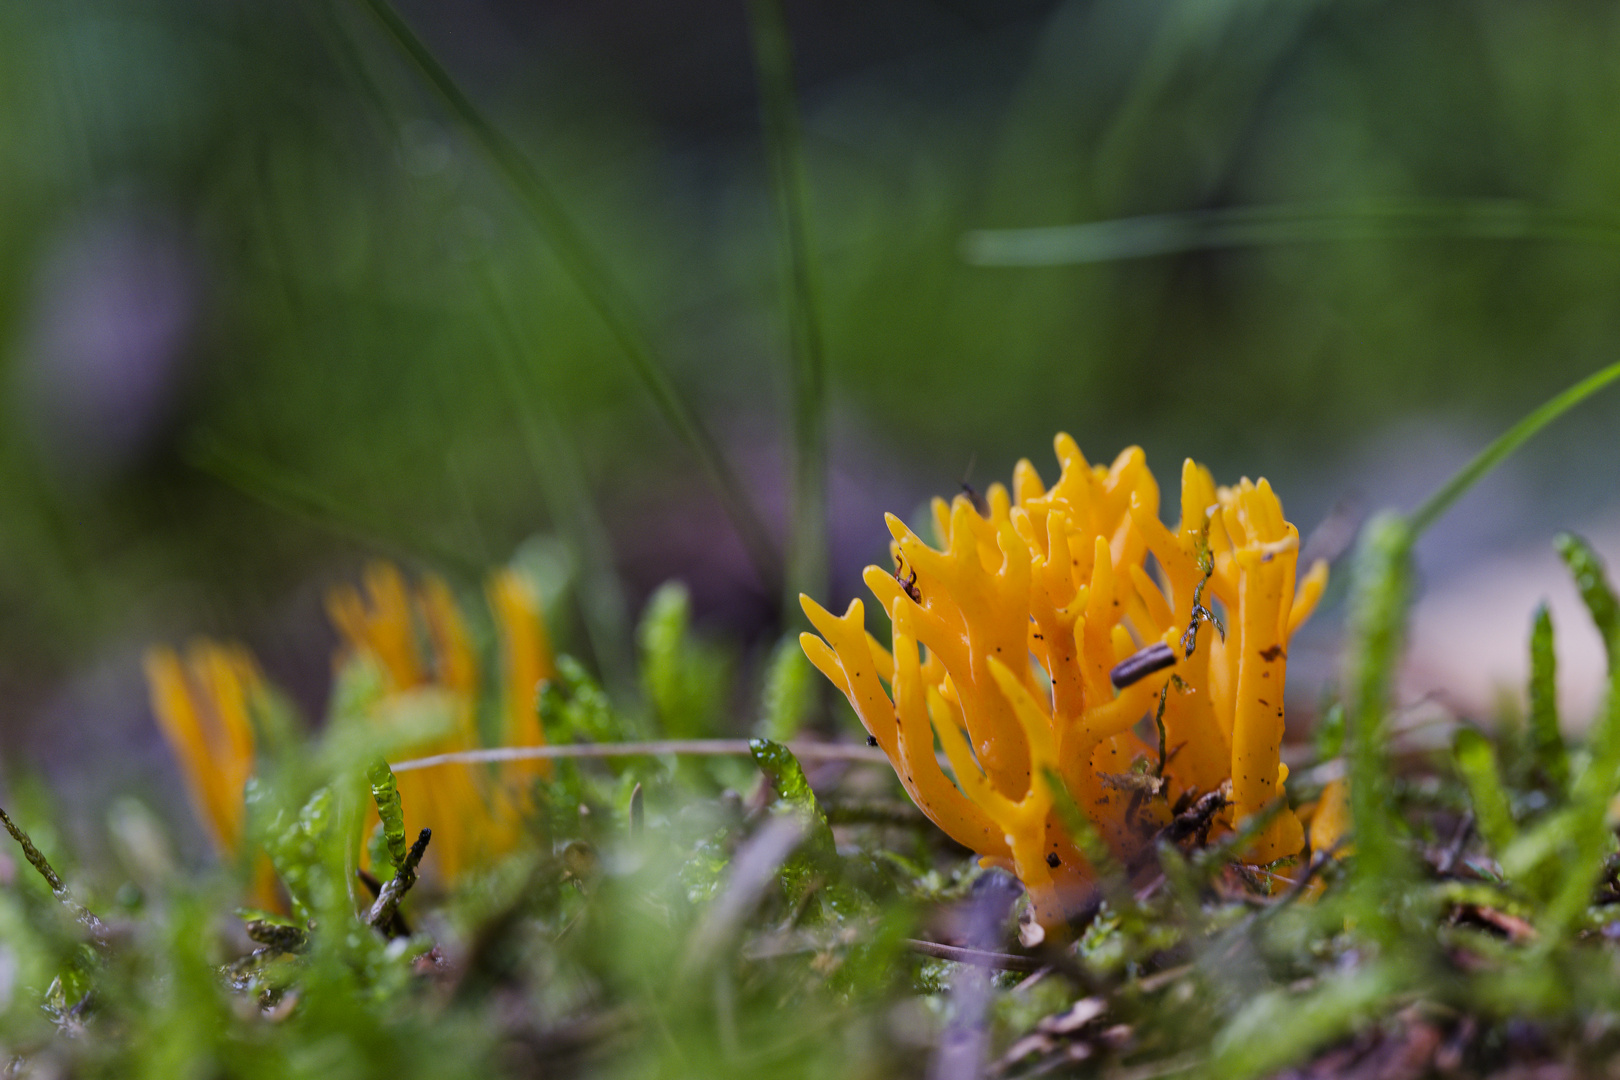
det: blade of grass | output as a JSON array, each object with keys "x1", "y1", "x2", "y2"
[
  {"x1": 1410, "y1": 359, "x2": 1620, "y2": 536},
  {"x1": 962, "y1": 199, "x2": 1620, "y2": 266},
  {"x1": 1330, "y1": 359, "x2": 1620, "y2": 947},
  {"x1": 346, "y1": 0, "x2": 782, "y2": 596},
  {"x1": 746, "y1": 0, "x2": 829, "y2": 618}
]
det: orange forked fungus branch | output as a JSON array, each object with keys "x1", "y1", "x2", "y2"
[
  {"x1": 326, "y1": 562, "x2": 556, "y2": 880},
  {"x1": 147, "y1": 561, "x2": 558, "y2": 890},
  {"x1": 799, "y1": 435, "x2": 1328, "y2": 930}
]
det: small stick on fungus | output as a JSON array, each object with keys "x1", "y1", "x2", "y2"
[{"x1": 1109, "y1": 642, "x2": 1176, "y2": 690}]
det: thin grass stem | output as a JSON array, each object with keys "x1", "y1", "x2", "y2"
[
  {"x1": 1409, "y1": 358, "x2": 1620, "y2": 536},
  {"x1": 347, "y1": 0, "x2": 783, "y2": 595},
  {"x1": 746, "y1": 0, "x2": 829, "y2": 617}
]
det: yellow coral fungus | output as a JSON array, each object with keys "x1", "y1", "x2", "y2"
[
  {"x1": 327, "y1": 562, "x2": 557, "y2": 881},
  {"x1": 800, "y1": 435, "x2": 1328, "y2": 928},
  {"x1": 145, "y1": 641, "x2": 281, "y2": 908},
  {"x1": 145, "y1": 642, "x2": 263, "y2": 859},
  {"x1": 146, "y1": 560, "x2": 557, "y2": 891},
  {"x1": 487, "y1": 568, "x2": 555, "y2": 790}
]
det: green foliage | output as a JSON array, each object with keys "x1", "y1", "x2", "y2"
[
  {"x1": 756, "y1": 635, "x2": 813, "y2": 742},
  {"x1": 538, "y1": 654, "x2": 626, "y2": 744},
  {"x1": 1454, "y1": 729, "x2": 1517, "y2": 856},
  {"x1": 1527, "y1": 604, "x2": 1570, "y2": 793},
  {"x1": 748, "y1": 737, "x2": 859, "y2": 920},
  {"x1": 1535, "y1": 535, "x2": 1620, "y2": 940},
  {"x1": 18, "y1": 538, "x2": 1620, "y2": 1076},
  {"x1": 365, "y1": 760, "x2": 409, "y2": 876},
  {"x1": 637, "y1": 583, "x2": 729, "y2": 739},
  {"x1": 249, "y1": 782, "x2": 342, "y2": 921}
]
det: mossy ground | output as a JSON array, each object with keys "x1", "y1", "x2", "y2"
[{"x1": 6, "y1": 518, "x2": 1620, "y2": 1080}]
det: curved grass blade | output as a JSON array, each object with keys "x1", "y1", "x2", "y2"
[
  {"x1": 962, "y1": 199, "x2": 1620, "y2": 266},
  {"x1": 347, "y1": 0, "x2": 782, "y2": 596},
  {"x1": 746, "y1": 0, "x2": 829, "y2": 617},
  {"x1": 1409, "y1": 359, "x2": 1620, "y2": 536}
]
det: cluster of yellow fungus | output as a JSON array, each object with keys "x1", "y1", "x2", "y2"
[
  {"x1": 327, "y1": 562, "x2": 554, "y2": 880},
  {"x1": 144, "y1": 643, "x2": 267, "y2": 862},
  {"x1": 144, "y1": 643, "x2": 284, "y2": 909},
  {"x1": 799, "y1": 435, "x2": 1328, "y2": 928},
  {"x1": 146, "y1": 561, "x2": 555, "y2": 887}
]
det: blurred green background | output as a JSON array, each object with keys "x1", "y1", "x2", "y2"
[{"x1": 5, "y1": 0, "x2": 1620, "y2": 839}]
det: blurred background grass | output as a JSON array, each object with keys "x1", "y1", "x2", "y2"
[{"x1": 5, "y1": 0, "x2": 1620, "y2": 846}]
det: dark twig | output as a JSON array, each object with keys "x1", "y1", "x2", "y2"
[
  {"x1": 1, "y1": 806, "x2": 107, "y2": 938},
  {"x1": 357, "y1": 869, "x2": 412, "y2": 938},
  {"x1": 367, "y1": 828, "x2": 431, "y2": 933},
  {"x1": 1153, "y1": 683, "x2": 1171, "y2": 778},
  {"x1": 1110, "y1": 642, "x2": 1177, "y2": 690}
]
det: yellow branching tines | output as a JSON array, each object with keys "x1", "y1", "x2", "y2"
[
  {"x1": 147, "y1": 559, "x2": 560, "y2": 891},
  {"x1": 488, "y1": 568, "x2": 555, "y2": 784},
  {"x1": 145, "y1": 642, "x2": 261, "y2": 856},
  {"x1": 327, "y1": 562, "x2": 425, "y2": 691},
  {"x1": 326, "y1": 561, "x2": 558, "y2": 882},
  {"x1": 800, "y1": 434, "x2": 1330, "y2": 930}
]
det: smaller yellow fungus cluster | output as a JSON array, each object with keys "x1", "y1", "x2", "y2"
[
  {"x1": 144, "y1": 642, "x2": 266, "y2": 864},
  {"x1": 146, "y1": 561, "x2": 555, "y2": 887},
  {"x1": 800, "y1": 435, "x2": 1328, "y2": 928},
  {"x1": 327, "y1": 562, "x2": 555, "y2": 880}
]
